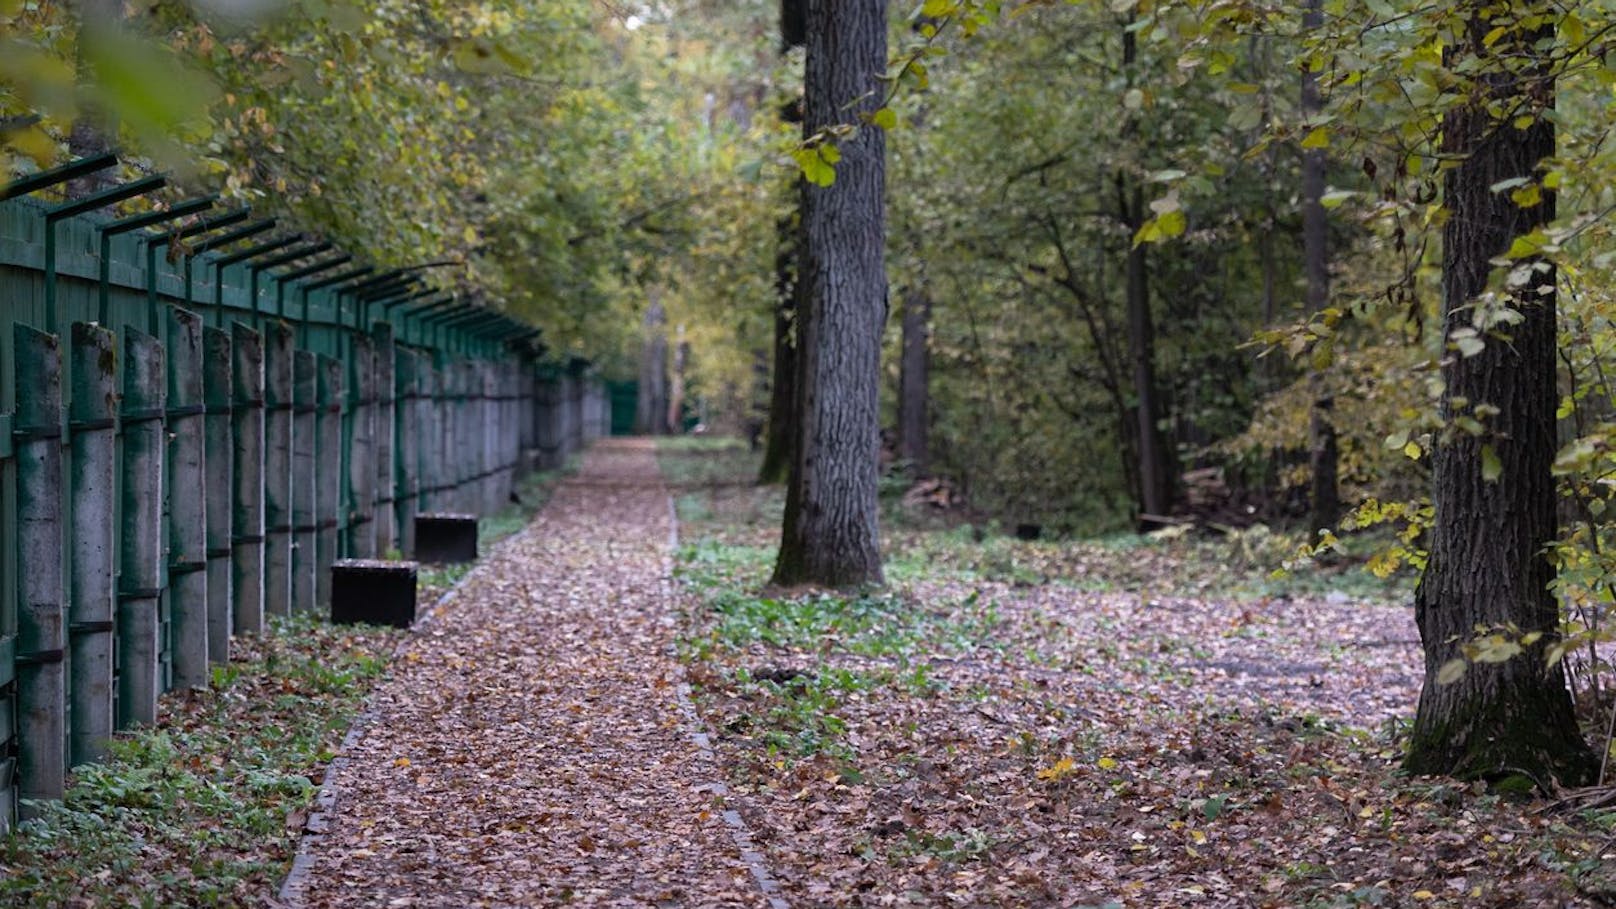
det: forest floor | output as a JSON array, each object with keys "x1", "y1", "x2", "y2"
[
  {"x1": 4, "y1": 437, "x2": 1615, "y2": 908},
  {"x1": 664, "y1": 438, "x2": 1616, "y2": 909}
]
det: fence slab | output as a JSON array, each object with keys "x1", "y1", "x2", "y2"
[
  {"x1": 291, "y1": 350, "x2": 317, "y2": 614},
  {"x1": 203, "y1": 325, "x2": 233, "y2": 665},
  {"x1": 117, "y1": 326, "x2": 165, "y2": 727},
  {"x1": 315, "y1": 354, "x2": 342, "y2": 609},
  {"x1": 68, "y1": 322, "x2": 116, "y2": 767},
  {"x1": 264, "y1": 323, "x2": 294, "y2": 618},
  {"x1": 167, "y1": 307, "x2": 209, "y2": 688},
  {"x1": 231, "y1": 321, "x2": 265, "y2": 635},
  {"x1": 15, "y1": 325, "x2": 65, "y2": 809}
]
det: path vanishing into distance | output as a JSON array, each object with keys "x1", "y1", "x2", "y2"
[{"x1": 285, "y1": 439, "x2": 783, "y2": 908}]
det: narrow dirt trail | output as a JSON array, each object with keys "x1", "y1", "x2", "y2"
[{"x1": 289, "y1": 439, "x2": 773, "y2": 908}]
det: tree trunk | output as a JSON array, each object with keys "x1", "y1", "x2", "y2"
[
  {"x1": 759, "y1": 215, "x2": 799, "y2": 483},
  {"x1": 667, "y1": 335, "x2": 689, "y2": 434},
  {"x1": 1301, "y1": 0, "x2": 1340, "y2": 532},
  {"x1": 636, "y1": 298, "x2": 668, "y2": 435},
  {"x1": 1123, "y1": 184, "x2": 1173, "y2": 527},
  {"x1": 896, "y1": 286, "x2": 931, "y2": 476},
  {"x1": 1118, "y1": 25, "x2": 1173, "y2": 529},
  {"x1": 772, "y1": 0, "x2": 887, "y2": 589},
  {"x1": 1404, "y1": 7, "x2": 1593, "y2": 785},
  {"x1": 67, "y1": 0, "x2": 121, "y2": 199},
  {"x1": 761, "y1": 0, "x2": 806, "y2": 480}
]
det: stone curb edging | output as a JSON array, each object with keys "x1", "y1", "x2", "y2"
[{"x1": 664, "y1": 495, "x2": 791, "y2": 909}]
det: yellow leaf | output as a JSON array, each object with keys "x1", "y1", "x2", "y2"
[
  {"x1": 1036, "y1": 756, "x2": 1077, "y2": 782},
  {"x1": 1097, "y1": 756, "x2": 1119, "y2": 771},
  {"x1": 394, "y1": 757, "x2": 412, "y2": 768},
  {"x1": 1510, "y1": 184, "x2": 1541, "y2": 208},
  {"x1": 1413, "y1": 891, "x2": 1436, "y2": 901},
  {"x1": 1301, "y1": 127, "x2": 1330, "y2": 149}
]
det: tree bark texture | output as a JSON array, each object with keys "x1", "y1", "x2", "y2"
[
  {"x1": 1405, "y1": 7, "x2": 1593, "y2": 785},
  {"x1": 772, "y1": 0, "x2": 887, "y2": 588},
  {"x1": 1119, "y1": 26, "x2": 1173, "y2": 529},
  {"x1": 636, "y1": 299, "x2": 668, "y2": 435},
  {"x1": 758, "y1": 280, "x2": 797, "y2": 482},
  {"x1": 1123, "y1": 185, "x2": 1173, "y2": 527},
  {"x1": 896, "y1": 286, "x2": 931, "y2": 476},
  {"x1": 1301, "y1": 0, "x2": 1340, "y2": 532}
]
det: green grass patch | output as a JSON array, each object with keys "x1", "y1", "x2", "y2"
[{"x1": 0, "y1": 614, "x2": 403, "y2": 908}]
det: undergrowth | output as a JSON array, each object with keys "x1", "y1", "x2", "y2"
[{"x1": 0, "y1": 614, "x2": 403, "y2": 908}]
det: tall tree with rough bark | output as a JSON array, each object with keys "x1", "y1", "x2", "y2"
[
  {"x1": 758, "y1": 0, "x2": 807, "y2": 484},
  {"x1": 1403, "y1": 5, "x2": 1593, "y2": 785},
  {"x1": 1300, "y1": 0, "x2": 1338, "y2": 533},
  {"x1": 1119, "y1": 21, "x2": 1173, "y2": 528},
  {"x1": 771, "y1": 0, "x2": 887, "y2": 588}
]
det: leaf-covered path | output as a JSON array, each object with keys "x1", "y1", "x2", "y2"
[{"x1": 288, "y1": 439, "x2": 773, "y2": 907}]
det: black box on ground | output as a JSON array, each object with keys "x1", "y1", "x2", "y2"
[
  {"x1": 414, "y1": 512, "x2": 479, "y2": 563},
  {"x1": 331, "y1": 559, "x2": 418, "y2": 628}
]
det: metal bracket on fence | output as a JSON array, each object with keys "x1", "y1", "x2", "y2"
[
  {"x1": 0, "y1": 152, "x2": 117, "y2": 202},
  {"x1": 39, "y1": 173, "x2": 168, "y2": 335},
  {"x1": 247, "y1": 240, "x2": 330, "y2": 324},
  {"x1": 208, "y1": 233, "x2": 304, "y2": 323},
  {"x1": 95, "y1": 194, "x2": 217, "y2": 326}
]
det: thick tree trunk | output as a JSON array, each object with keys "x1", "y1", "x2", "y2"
[
  {"x1": 896, "y1": 286, "x2": 930, "y2": 476},
  {"x1": 636, "y1": 299, "x2": 668, "y2": 435},
  {"x1": 772, "y1": 0, "x2": 887, "y2": 589},
  {"x1": 1301, "y1": 0, "x2": 1340, "y2": 532},
  {"x1": 1405, "y1": 8, "x2": 1593, "y2": 785},
  {"x1": 759, "y1": 215, "x2": 799, "y2": 483}
]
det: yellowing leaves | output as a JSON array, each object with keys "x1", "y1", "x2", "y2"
[{"x1": 1035, "y1": 756, "x2": 1077, "y2": 782}]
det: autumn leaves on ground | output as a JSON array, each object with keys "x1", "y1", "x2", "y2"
[
  {"x1": 6, "y1": 437, "x2": 1616, "y2": 908},
  {"x1": 664, "y1": 439, "x2": 1615, "y2": 909}
]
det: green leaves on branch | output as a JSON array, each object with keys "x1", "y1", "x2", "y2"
[{"x1": 793, "y1": 140, "x2": 840, "y2": 187}]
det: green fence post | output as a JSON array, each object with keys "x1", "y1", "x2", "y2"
[
  {"x1": 167, "y1": 307, "x2": 209, "y2": 688},
  {"x1": 345, "y1": 334, "x2": 376, "y2": 558},
  {"x1": 117, "y1": 328, "x2": 165, "y2": 727},
  {"x1": 264, "y1": 323, "x2": 294, "y2": 618},
  {"x1": 231, "y1": 322, "x2": 265, "y2": 635},
  {"x1": 373, "y1": 323, "x2": 397, "y2": 555},
  {"x1": 203, "y1": 327, "x2": 233, "y2": 665},
  {"x1": 316, "y1": 355, "x2": 342, "y2": 609},
  {"x1": 14, "y1": 326, "x2": 65, "y2": 809},
  {"x1": 291, "y1": 351, "x2": 317, "y2": 614},
  {"x1": 68, "y1": 322, "x2": 117, "y2": 767}
]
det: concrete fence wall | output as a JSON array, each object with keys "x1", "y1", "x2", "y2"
[{"x1": 0, "y1": 189, "x2": 604, "y2": 830}]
